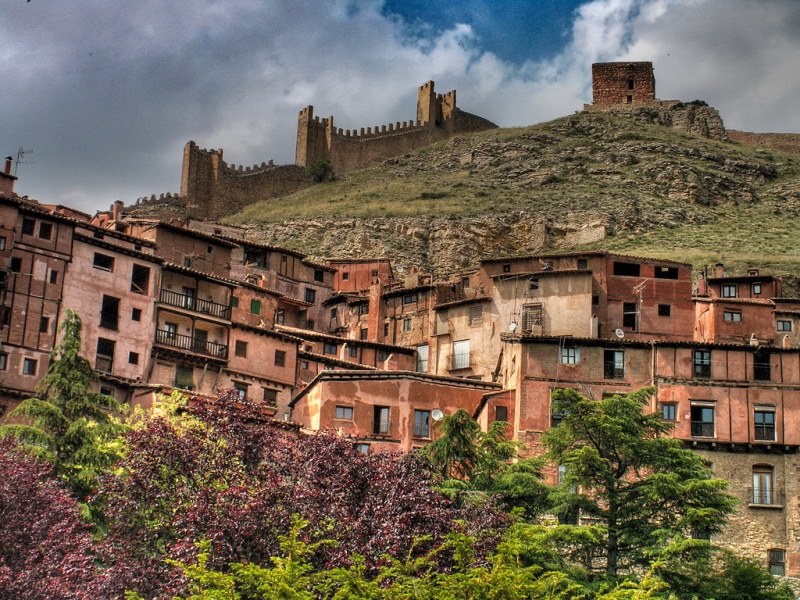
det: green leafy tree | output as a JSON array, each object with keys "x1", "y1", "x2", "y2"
[
  {"x1": 543, "y1": 387, "x2": 736, "y2": 578},
  {"x1": 0, "y1": 309, "x2": 125, "y2": 516},
  {"x1": 306, "y1": 160, "x2": 334, "y2": 182}
]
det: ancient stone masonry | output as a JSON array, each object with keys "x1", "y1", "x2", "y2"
[
  {"x1": 296, "y1": 81, "x2": 497, "y2": 172},
  {"x1": 586, "y1": 61, "x2": 727, "y2": 141}
]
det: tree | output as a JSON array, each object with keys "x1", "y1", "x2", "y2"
[
  {"x1": 0, "y1": 437, "x2": 104, "y2": 599},
  {"x1": 422, "y1": 409, "x2": 550, "y2": 519},
  {"x1": 543, "y1": 387, "x2": 736, "y2": 578},
  {"x1": 0, "y1": 309, "x2": 125, "y2": 516}
]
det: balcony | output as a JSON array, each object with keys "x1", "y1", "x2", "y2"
[
  {"x1": 159, "y1": 289, "x2": 231, "y2": 320},
  {"x1": 690, "y1": 421, "x2": 714, "y2": 438},
  {"x1": 603, "y1": 362, "x2": 625, "y2": 380},
  {"x1": 155, "y1": 329, "x2": 228, "y2": 359},
  {"x1": 747, "y1": 488, "x2": 784, "y2": 507}
]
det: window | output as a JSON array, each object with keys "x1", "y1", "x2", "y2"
[
  {"x1": 274, "y1": 349, "x2": 286, "y2": 367},
  {"x1": 0, "y1": 236, "x2": 5, "y2": 250},
  {"x1": 628, "y1": 78, "x2": 634, "y2": 90},
  {"x1": 342, "y1": 272, "x2": 349, "y2": 280},
  {"x1": 314, "y1": 269, "x2": 324, "y2": 282},
  {"x1": 378, "y1": 350, "x2": 389, "y2": 362},
  {"x1": 356, "y1": 443, "x2": 370, "y2": 455},
  {"x1": 39, "y1": 316, "x2": 49, "y2": 334},
  {"x1": 752, "y1": 466, "x2": 774, "y2": 505},
  {"x1": 305, "y1": 288, "x2": 316, "y2": 303},
  {"x1": 131, "y1": 308, "x2": 142, "y2": 322},
  {"x1": 522, "y1": 303, "x2": 543, "y2": 333},
  {"x1": 414, "y1": 410, "x2": 431, "y2": 438},
  {"x1": 529, "y1": 278, "x2": 539, "y2": 290},
  {"x1": 21, "y1": 218, "x2": 35, "y2": 235},
  {"x1": 359, "y1": 328, "x2": 368, "y2": 340},
  {"x1": 22, "y1": 358, "x2": 37, "y2": 376},
  {"x1": 604, "y1": 350, "x2": 624, "y2": 379},
  {"x1": 496, "y1": 406, "x2": 508, "y2": 423},
  {"x1": 402, "y1": 318, "x2": 412, "y2": 332},
  {"x1": 235, "y1": 340, "x2": 248, "y2": 358},
  {"x1": 721, "y1": 284, "x2": 737, "y2": 298},
  {"x1": 130, "y1": 264, "x2": 150, "y2": 294},
  {"x1": 93, "y1": 253, "x2": 114, "y2": 272},
  {"x1": 49, "y1": 270, "x2": 58, "y2": 284},
  {"x1": 769, "y1": 550, "x2": 786, "y2": 577},
  {"x1": 250, "y1": 299, "x2": 261, "y2": 315},
  {"x1": 754, "y1": 353, "x2": 771, "y2": 382},
  {"x1": 263, "y1": 388, "x2": 278, "y2": 406},
  {"x1": 348, "y1": 346, "x2": 358, "y2": 358},
  {"x1": 560, "y1": 347, "x2": 580, "y2": 365},
  {"x1": 323, "y1": 342, "x2": 337, "y2": 355},
  {"x1": 174, "y1": 364, "x2": 194, "y2": 390},
  {"x1": 661, "y1": 403, "x2": 676, "y2": 421},
  {"x1": 0, "y1": 353, "x2": 7, "y2": 370},
  {"x1": 207, "y1": 245, "x2": 213, "y2": 254},
  {"x1": 37, "y1": 221, "x2": 53, "y2": 240},
  {"x1": 100, "y1": 295, "x2": 120, "y2": 330},
  {"x1": 9, "y1": 257, "x2": 21, "y2": 273},
  {"x1": 468, "y1": 304, "x2": 483, "y2": 326},
  {"x1": 551, "y1": 400, "x2": 567, "y2": 428},
  {"x1": 503, "y1": 264, "x2": 511, "y2": 273},
  {"x1": 416, "y1": 345, "x2": 429, "y2": 373},
  {"x1": 231, "y1": 296, "x2": 239, "y2": 309},
  {"x1": 626, "y1": 95, "x2": 633, "y2": 103},
  {"x1": 690, "y1": 404, "x2": 715, "y2": 437},
  {"x1": 183, "y1": 257, "x2": 192, "y2": 268},
  {"x1": 330, "y1": 307, "x2": 338, "y2": 320},
  {"x1": 233, "y1": 382, "x2": 248, "y2": 399},
  {"x1": 275, "y1": 310, "x2": 285, "y2": 325},
  {"x1": 164, "y1": 322, "x2": 178, "y2": 340},
  {"x1": 128, "y1": 352, "x2": 139, "y2": 365},
  {"x1": 693, "y1": 350, "x2": 711, "y2": 378},
  {"x1": 402, "y1": 293, "x2": 418, "y2": 305},
  {"x1": 754, "y1": 409, "x2": 776, "y2": 441},
  {"x1": 613, "y1": 262, "x2": 640, "y2": 277},
  {"x1": 577, "y1": 258, "x2": 588, "y2": 269},
  {"x1": 654, "y1": 266, "x2": 679, "y2": 279},
  {"x1": 373, "y1": 406, "x2": 390, "y2": 434},
  {"x1": 658, "y1": 304, "x2": 671, "y2": 317},
  {"x1": 753, "y1": 283, "x2": 762, "y2": 295},
  {"x1": 452, "y1": 339, "x2": 470, "y2": 369},
  {"x1": 358, "y1": 304, "x2": 369, "y2": 315},
  {"x1": 723, "y1": 310, "x2": 742, "y2": 322},
  {"x1": 777, "y1": 320, "x2": 792, "y2": 332},
  {"x1": 623, "y1": 302, "x2": 637, "y2": 330},
  {"x1": 335, "y1": 406, "x2": 353, "y2": 420},
  {"x1": 592, "y1": 295, "x2": 599, "y2": 306},
  {"x1": 301, "y1": 361, "x2": 309, "y2": 369}
]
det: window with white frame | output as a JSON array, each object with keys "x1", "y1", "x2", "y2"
[
  {"x1": 723, "y1": 310, "x2": 742, "y2": 322},
  {"x1": 721, "y1": 284, "x2": 737, "y2": 298},
  {"x1": 335, "y1": 405, "x2": 353, "y2": 420},
  {"x1": 560, "y1": 347, "x2": 580, "y2": 364},
  {"x1": 416, "y1": 344, "x2": 429, "y2": 373},
  {"x1": 452, "y1": 339, "x2": 470, "y2": 369},
  {"x1": 777, "y1": 319, "x2": 792, "y2": 332}
]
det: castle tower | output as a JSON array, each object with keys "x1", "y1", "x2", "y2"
[
  {"x1": 417, "y1": 81, "x2": 437, "y2": 127},
  {"x1": 591, "y1": 62, "x2": 656, "y2": 107},
  {"x1": 181, "y1": 141, "x2": 223, "y2": 219},
  {"x1": 296, "y1": 105, "x2": 332, "y2": 167}
]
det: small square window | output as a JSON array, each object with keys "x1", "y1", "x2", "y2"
[
  {"x1": 577, "y1": 258, "x2": 588, "y2": 269},
  {"x1": 724, "y1": 310, "x2": 742, "y2": 322},
  {"x1": 721, "y1": 284, "x2": 737, "y2": 298},
  {"x1": 402, "y1": 318, "x2": 412, "y2": 332},
  {"x1": 38, "y1": 222, "x2": 53, "y2": 240},
  {"x1": 777, "y1": 320, "x2": 792, "y2": 332},
  {"x1": 342, "y1": 272, "x2": 350, "y2": 280},
  {"x1": 22, "y1": 358, "x2": 37, "y2": 376},
  {"x1": 661, "y1": 403, "x2": 676, "y2": 421},
  {"x1": 305, "y1": 288, "x2": 316, "y2": 303},
  {"x1": 402, "y1": 293, "x2": 417, "y2": 305},
  {"x1": 753, "y1": 283, "x2": 762, "y2": 295},
  {"x1": 235, "y1": 340, "x2": 248, "y2": 358},
  {"x1": 21, "y1": 218, "x2": 35, "y2": 236},
  {"x1": 348, "y1": 346, "x2": 358, "y2": 358},
  {"x1": 301, "y1": 361, "x2": 309, "y2": 369},
  {"x1": 9, "y1": 257, "x2": 22, "y2": 273},
  {"x1": 49, "y1": 270, "x2": 58, "y2": 284},
  {"x1": 183, "y1": 257, "x2": 192, "y2": 268},
  {"x1": 502, "y1": 264, "x2": 511, "y2": 273},
  {"x1": 359, "y1": 304, "x2": 369, "y2": 315},
  {"x1": 231, "y1": 296, "x2": 239, "y2": 309},
  {"x1": 250, "y1": 299, "x2": 262, "y2": 315},
  {"x1": 314, "y1": 269, "x2": 324, "y2": 282},
  {"x1": 128, "y1": 352, "x2": 139, "y2": 365},
  {"x1": 356, "y1": 443, "x2": 370, "y2": 455},
  {"x1": 93, "y1": 253, "x2": 115, "y2": 272},
  {"x1": 274, "y1": 349, "x2": 286, "y2": 367},
  {"x1": 131, "y1": 308, "x2": 142, "y2": 321},
  {"x1": 233, "y1": 382, "x2": 248, "y2": 399},
  {"x1": 335, "y1": 405, "x2": 353, "y2": 420},
  {"x1": 263, "y1": 388, "x2": 278, "y2": 406},
  {"x1": 658, "y1": 304, "x2": 671, "y2": 317},
  {"x1": 130, "y1": 264, "x2": 150, "y2": 294},
  {"x1": 378, "y1": 350, "x2": 389, "y2": 361},
  {"x1": 560, "y1": 347, "x2": 580, "y2": 364},
  {"x1": 496, "y1": 405, "x2": 508, "y2": 423},
  {"x1": 324, "y1": 342, "x2": 337, "y2": 355}
]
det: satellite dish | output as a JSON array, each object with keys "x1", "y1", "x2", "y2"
[
  {"x1": 396, "y1": 265, "x2": 404, "y2": 273},
  {"x1": 508, "y1": 321, "x2": 518, "y2": 332},
  {"x1": 614, "y1": 328, "x2": 625, "y2": 339},
  {"x1": 431, "y1": 409, "x2": 444, "y2": 421}
]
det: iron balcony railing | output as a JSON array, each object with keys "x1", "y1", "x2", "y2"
[
  {"x1": 155, "y1": 329, "x2": 228, "y2": 359},
  {"x1": 449, "y1": 352, "x2": 472, "y2": 370},
  {"x1": 691, "y1": 421, "x2": 715, "y2": 438},
  {"x1": 755, "y1": 425, "x2": 776, "y2": 441},
  {"x1": 159, "y1": 289, "x2": 231, "y2": 320},
  {"x1": 603, "y1": 362, "x2": 625, "y2": 380},
  {"x1": 747, "y1": 488, "x2": 784, "y2": 506}
]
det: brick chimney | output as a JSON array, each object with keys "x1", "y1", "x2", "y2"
[
  {"x1": 0, "y1": 156, "x2": 17, "y2": 197},
  {"x1": 715, "y1": 263, "x2": 725, "y2": 278}
]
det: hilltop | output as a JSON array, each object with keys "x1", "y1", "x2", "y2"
[{"x1": 222, "y1": 109, "x2": 800, "y2": 286}]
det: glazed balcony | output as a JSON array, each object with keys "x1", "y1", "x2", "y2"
[
  {"x1": 155, "y1": 329, "x2": 228, "y2": 359},
  {"x1": 159, "y1": 289, "x2": 231, "y2": 320}
]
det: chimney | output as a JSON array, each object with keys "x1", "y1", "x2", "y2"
[
  {"x1": 715, "y1": 263, "x2": 725, "y2": 278},
  {"x1": 3, "y1": 157, "x2": 11, "y2": 176}
]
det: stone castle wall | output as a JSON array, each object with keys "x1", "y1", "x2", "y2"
[{"x1": 591, "y1": 62, "x2": 656, "y2": 107}]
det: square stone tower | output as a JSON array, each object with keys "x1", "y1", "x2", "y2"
[{"x1": 591, "y1": 62, "x2": 656, "y2": 107}]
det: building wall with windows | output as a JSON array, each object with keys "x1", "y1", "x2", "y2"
[{"x1": 289, "y1": 370, "x2": 500, "y2": 453}]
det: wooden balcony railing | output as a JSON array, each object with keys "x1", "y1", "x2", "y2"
[
  {"x1": 155, "y1": 329, "x2": 228, "y2": 359},
  {"x1": 159, "y1": 289, "x2": 231, "y2": 320}
]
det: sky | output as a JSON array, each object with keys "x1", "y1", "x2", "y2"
[{"x1": 2, "y1": 0, "x2": 800, "y2": 214}]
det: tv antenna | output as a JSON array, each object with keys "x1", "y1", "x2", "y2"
[{"x1": 14, "y1": 147, "x2": 34, "y2": 176}]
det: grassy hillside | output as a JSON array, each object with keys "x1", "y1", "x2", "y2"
[{"x1": 225, "y1": 111, "x2": 800, "y2": 284}]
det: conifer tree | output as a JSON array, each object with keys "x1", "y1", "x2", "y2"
[{"x1": 0, "y1": 309, "x2": 125, "y2": 514}]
